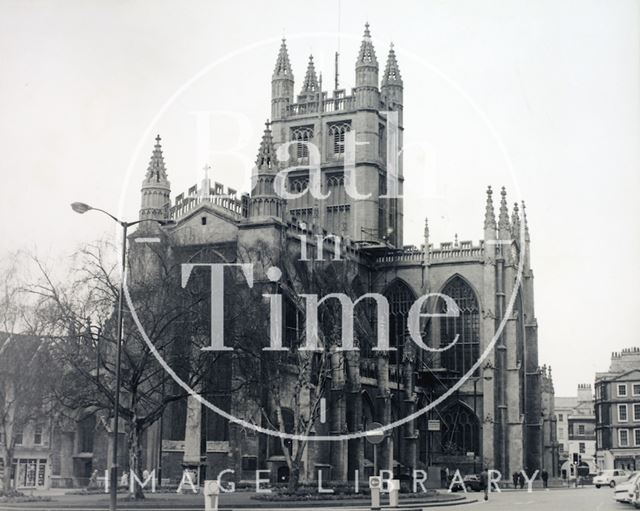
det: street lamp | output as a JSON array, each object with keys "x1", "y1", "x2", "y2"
[{"x1": 71, "y1": 202, "x2": 174, "y2": 511}]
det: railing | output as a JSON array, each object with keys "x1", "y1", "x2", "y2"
[
  {"x1": 170, "y1": 187, "x2": 244, "y2": 220},
  {"x1": 430, "y1": 241, "x2": 484, "y2": 260},
  {"x1": 376, "y1": 250, "x2": 424, "y2": 264},
  {"x1": 286, "y1": 95, "x2": 356, "y2": 116},
  {"x1": 374, "y1": 241, "x2": 485, "y2": 265}
]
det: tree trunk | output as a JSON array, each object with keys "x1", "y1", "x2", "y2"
[
  {"x1": 127, "y1": 423, "x2": 145, "y2": 499},
  {"x1": 1, "y1": 447, "x2": 13, "y2": 494},
  {"x1": 287, "y1": 461, "x2": 301, "y2": 493}
]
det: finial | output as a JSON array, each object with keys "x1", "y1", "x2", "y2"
[
  {"x1": 301, "y1": 54, "x2": 319, "y2": 93},
  {"x1": 484, "y1": 185, "x2": 497, "y2": 230},
  {"x1": 273, "y1": 38, "x2": 293, "y2": 78},
  {"x1": 522, "y1": 201, "x2": 530, "y2": 241},
  {"x1": 357, "y1": 22, "x2": 377, "y2": 67},
  {"x1": 255, "y1": 119, "x2": 276, "y2": 172},
  {"x1": 382, "y1": 42, "x2": 402, "y2": 85},
  {"x1": 511, "y1": 201, "x2": 521, "y2": 238},
  {"x1": 454, "y1": 233, "x2": 459, "y2": 246},
  {"x1": 498, "y1": 186, "x2": 510, "y2": 232},
  {"x1": 145, "y1": 134, "x2": 168, "y2": 182}
]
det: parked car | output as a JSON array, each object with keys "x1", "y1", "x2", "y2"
[
  {"x1": 449, "y1": 474, "x2": 486, "y2": 492},
  {"x1": 613, "y1": 472, "x2": 640, "y2": 502},
  {"x1": 630, "y1": 476, "x2": 640, "y2": 508},
  {"x1": 593, "y1": 469, "x2": 629, "y2": 488}
]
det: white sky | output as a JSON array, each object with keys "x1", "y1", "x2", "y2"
[{"x1": 1, "y1": 0, "x2": 638, "y2": 396}]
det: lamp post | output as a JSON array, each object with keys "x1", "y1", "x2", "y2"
[{"x1": 71, "y1": 202, "x2": 174, "y2": 511}]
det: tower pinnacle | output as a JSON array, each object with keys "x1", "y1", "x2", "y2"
[
  {"x1": 483, "y1": 185, "x2": 497, "y2": 230},
  {"x1": 498, "y1": 186, "x2": 511, "y2": 233},
  {"x1": 511, "y1": 202, "x2": 521, "y2": 239},
  {"x1": 140, "y1": 135, "x2": 171, "y2": 221},
  {"x1": 255, "y1": 120, "x2": 277, "y2": 173},
  {"x1": 271, "y1": 39, "x2": 294, "y2": 119},
  {"x1": 249, "y1": 120, "x2": 283, "y2": 220},
  {"x1": 273, "y1": 38, "x2": 293, "y2": 78},
  {"x1": 356, "y1": 22, "x2": 378, "y2": 67},
  {"x1": 145, "y1": 135, "x2": 168, "y2": 182},
  {"x1": 522, "y1": 201, "x2": 530, "y2": 242},
  {"x1": 382, "y1": 43, "x2": 402, "y2": 86},
  {"x1": 301, "y1": 55, "x2": 319, "y2": 95}
]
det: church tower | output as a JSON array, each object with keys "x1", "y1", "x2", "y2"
[
  {"x1": 267, "y1": 23, "x2": 404, "y2": 247},
  {"x1": 139, "y1": 135, "x2": 171, "y2": 222}
]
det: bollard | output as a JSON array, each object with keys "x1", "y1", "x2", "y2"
[
  {"x1": 204, "y1": 480, "x2": 220, "y2": 511},
  {"x1": 369, "y1": 476, "x2": 382, "y2": 511},
  {"x1": 389, "y1": 479, "x2": 400, "y2": 508}
]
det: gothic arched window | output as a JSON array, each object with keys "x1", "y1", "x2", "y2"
[
  {"x1": 384, "y1": 280, "x2": 415, "y2": 366},
  {"x1": 440, "y1": 403, "x2": 479, "y2": 456},
  {"x1": 291, "y1": 126, "x2": 313, "y2": 159},
  {"x1": 440, "y1": 276, "x2": 480, "y2": 376},
  {"x1": 328, "y1": 122, "x2": 351, "y2": 155}
]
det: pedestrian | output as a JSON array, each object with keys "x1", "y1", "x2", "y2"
[
  {"x1": 88, "y1": 469, "x2": 99, "y2": 489},
  {"x1": 512, "y1": 471, "x2": 519, "y2": 489},
  {"x1": 541, "y1": 469, "x2": 549, "y2": 489},
  {"x1": 480, "y1": 467, "x2": 489, "y2": 501},
  {"x1": 518, "y1": 471, "x2": 525, "y2": 489}
]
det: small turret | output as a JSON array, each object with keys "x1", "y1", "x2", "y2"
[
  {"x1": 511, "y1": 202, "x2": 521, "y2": 241},
  {"x1": 271, "y1": 39, "x2": 294, "y2": 120},
  {"x1": 381, "y1": 43, "x2": 403, "y2": 112},
  {"x1": 354, "y1": 22, "x2": 379, "y2": 109},
  {"x1": 139, "y1": 135, "x2": 171, "y2": 222},
  {"x1": 483, "y1": 185, "x2": 497, "y2": 241},
  {"x1": 299, "y1": 54, "x2": 319, "y2": 101},
  {"x1": 423, "y1": 217, "x2": 430, "y2": 260},
  {"x1": 497, "y1": 186, "x2": 511, "y2": 240},
  {"x1": 249, "y1": 120, "x2": 284, "y2": 220}
]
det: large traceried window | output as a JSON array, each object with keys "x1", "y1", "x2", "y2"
[
  {"x1": 440, "y1": 403, "x2": 480, "y2": 455},
  {"x1": 384, "y1": 280, "x2": 415, "y2": 367},
  {"x1": 440, "y1": 276, "x2": 480, "y2": 376},
  {"x1": 325, "y1": 174, "x2": 350, "y2": 235}
]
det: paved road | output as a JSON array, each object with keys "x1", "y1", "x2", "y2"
[
  {"x1": 445, "y1": 486, "x2": 632, "y2": 510},
  {"x1": 0, "y1": 486, "x2": 632, "y2": 510}
]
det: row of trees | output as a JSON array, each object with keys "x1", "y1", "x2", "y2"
[{"x1": 0, "y1": 235, "x2": 372, "y2": 495}]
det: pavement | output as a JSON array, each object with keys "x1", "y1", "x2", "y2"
[
  {"x1": 0, "y1": 486, "x2": 629, "y2": 511},
  {"x1": 0, "y1": 489, "x2": 469, "y2": 511}
]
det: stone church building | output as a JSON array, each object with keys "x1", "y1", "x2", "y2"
[{"x1": 123, "y1": 24, "x2": 556, "y2": 486}]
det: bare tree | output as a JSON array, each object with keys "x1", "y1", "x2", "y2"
[
  {"x1": 0, "y1": 254, "x2": 60, "y2": 493},
  {"x1": 232, "y1": 236, "x2": 373, "y2": 491},
  {"x1": 31, "y1": 240, "x2": 221, "y2": 498}
]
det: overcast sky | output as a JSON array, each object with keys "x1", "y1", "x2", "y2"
[{"x1": 1, "y1": 0, "x2": 638, "y2": 396}]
